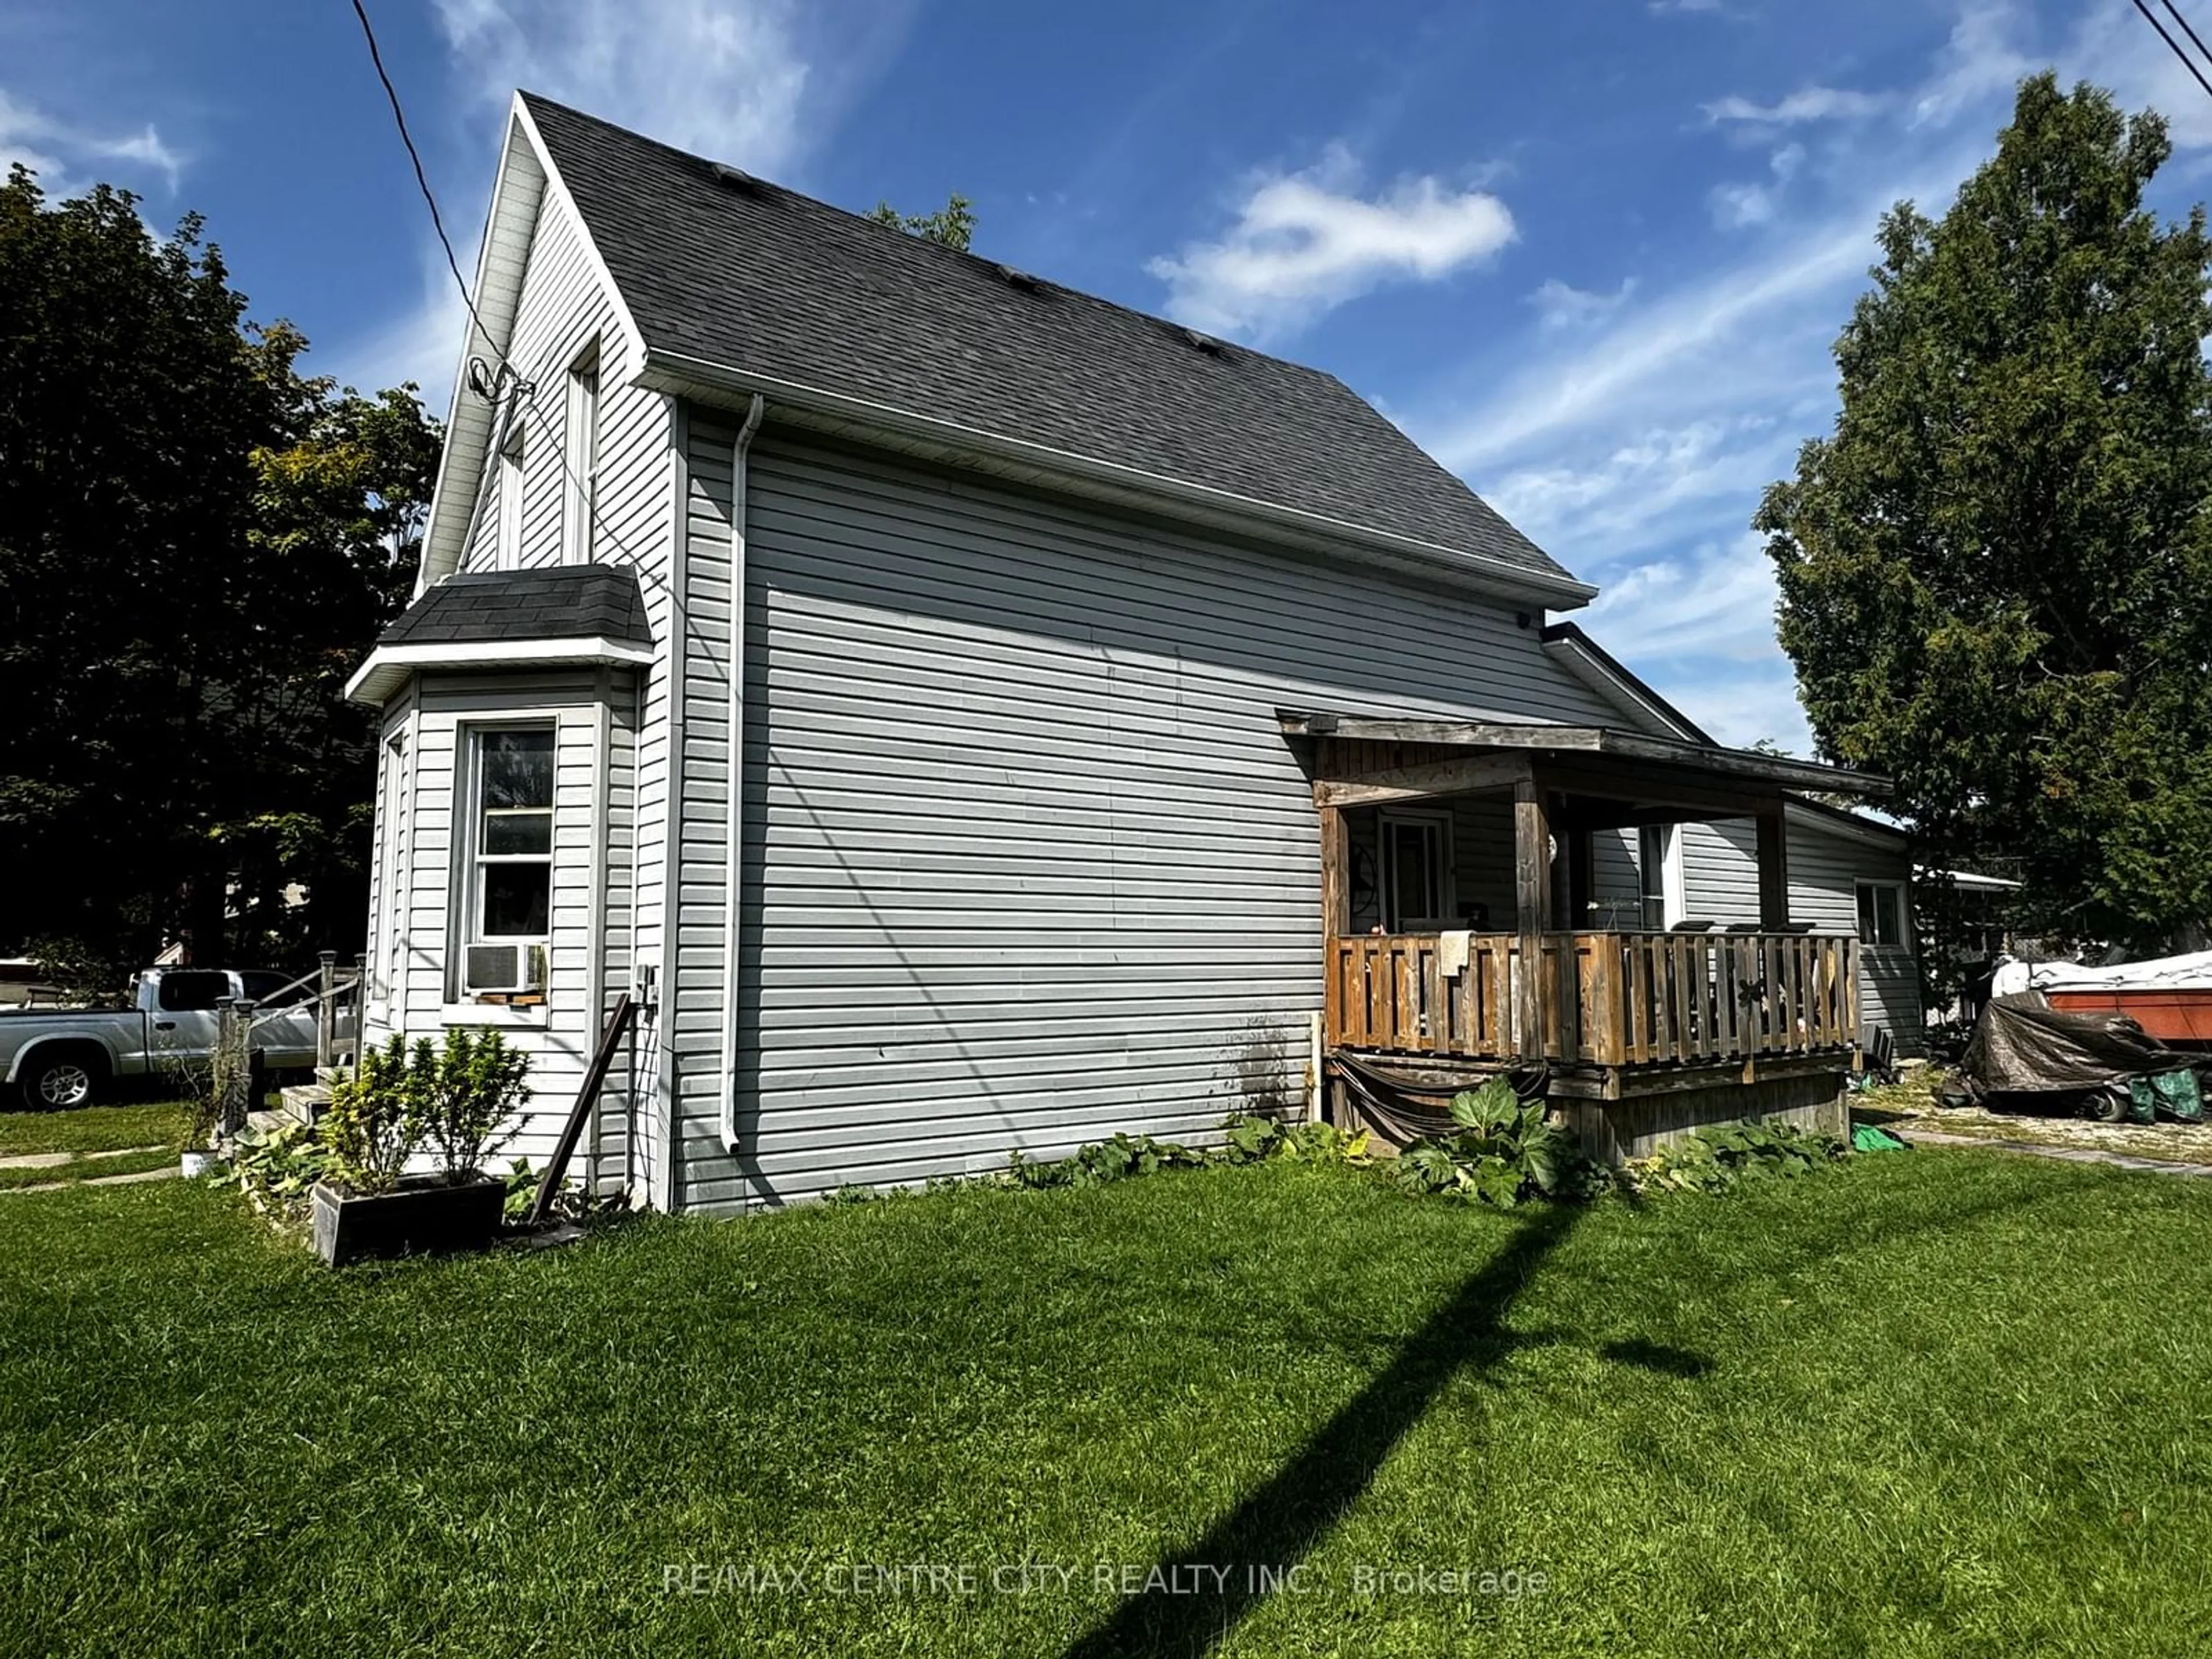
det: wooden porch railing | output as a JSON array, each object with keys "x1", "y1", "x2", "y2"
[{"x1": 1324, "y1": 931, "x2": 1859, "y2": 1068}]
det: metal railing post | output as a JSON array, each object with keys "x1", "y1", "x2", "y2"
[{"x1": 316, "y1": 950, "x2": 336, "y2": 1071}]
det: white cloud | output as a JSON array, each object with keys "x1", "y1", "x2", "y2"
[
  {"x1": 0, "y1": 89, "x2": 181, "y2": 196},
  {"x1": 1649, "y1": 0, "x2": 1726, "y2": 13},
  {"x1": 1585, "y1": 534, "x2": 1782, "y2": 664},
  {"x1": 1421, "y1": 0, "x2": 2212, "y2": 756},
  {"x1": 1704, "y1": 87, "x2": 1889, "y2": 127},
  {"x1": 1581, "y1": 535, "x2": 1813, "y2": 750},
  {"x1": 433, "y1": 0, "x2": 814, "y2": 175},
  {"x1": 1709, "y1": 142, "x2": 1805, "y2": 229},
  {"x1": 1147, "y1": 146, "x2": 1516, "y2": 342},
  {"x1": 342, "y1": 0, "x2": 910, "y2": 399},
  {"x1": 1427, "y1": 5, "x2": 2074, "y2": 478},
  {"x1": 1530, "y1": 276, "x2": 1635, "y2": 330},
  {"x1": 1659, "y1": 666, "x2": 1814, "y2": 753},
  {"x1": 1910, "y1": 1, "x2": 2034, "y2": 130},
  {"x1": 1486, "y1": 418, "x2": 1796, "y2": 565},
  {"x1": 1434, "y1": 221, "x2": 1865, "y2": 474}
]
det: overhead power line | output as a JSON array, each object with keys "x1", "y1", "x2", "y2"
[
  {"x1": 2127, "y1": 0, "x2": 2212, "y2": 106},
  {"x1": 344, "y1": 0, "x2": 730, "y2": 679},
  {"x1": 347, "y1": 0, "x2": 494, "y2": 351},
  {"x1": 2158, "y1": 0, "x2": 2212, "y2": 88}
]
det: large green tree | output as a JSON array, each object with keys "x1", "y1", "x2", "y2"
[
  {"x1": 0, "y1": 168, "x2": 437, "y2": 984},
  {"x1": 865, "y1": 193, "x2": 976, "y2": 250},
  {"x1": 1758, "y1": 74, "x2": 2212, "y2": 952}
]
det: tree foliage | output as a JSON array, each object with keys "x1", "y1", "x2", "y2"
[
  {"x1": 1758, "y1": 75, "x2": 2212, "y2": 951},
  {"x1": 0, "y1": 166, "x2": 438, "y2": 983},
  {"x1": 865, "y1": 192, "x2": 976, "y2": 251}
]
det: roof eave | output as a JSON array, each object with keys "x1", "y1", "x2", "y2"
[
  {"x1": 1537, "y1": 623, "x2": 1710, "y2": 743},
  {"x1": 638, "y1": 349, "x2": 1601, "y2": 611},
  {"x1": 1276, "y1": 710, "x2": 1892, "y2": 797},
  {"x1": 343, "y1": 635, "x2": 656, "y2": 706},
  {"x1": 1785, "y1": 797, "x2": 1909, "y2": 848}
]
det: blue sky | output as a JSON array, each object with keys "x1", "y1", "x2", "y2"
[{"x1": 10, "y1": 0, "x2": 2212, "y2": 749}]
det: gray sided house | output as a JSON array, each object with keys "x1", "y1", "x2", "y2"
[{"x1": 348, "y1": 94, "x2": 1911, "y2": 1214}]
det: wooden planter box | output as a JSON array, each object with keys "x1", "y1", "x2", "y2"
[{"x1": 311, "y1": 1176, "x2": 506, "y2": 1268}]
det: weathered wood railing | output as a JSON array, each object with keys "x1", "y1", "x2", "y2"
[{"x1": 1324, "y1": 931, "x2": 1859, "y2": 1067}]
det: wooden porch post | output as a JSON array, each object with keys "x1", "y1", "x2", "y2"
[
  {"x1": 1513, "y1": 777, "x2": 1551, "y2": 1059},
  {"x1": 1756, "y1": 805, "x2": 1790, "y2": 928},
  {"x1": 1319, "y1": 803, "x2": 1347, "y2": 1051},
  {"x1": 1319, "y1": 805, "x2": 1347, "y2": 939}
]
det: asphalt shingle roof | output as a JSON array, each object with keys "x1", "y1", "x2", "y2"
[
  {"x1": 520, "y1": 94, "x2": 1580, "y2": 591},
  {"x1": 380, "y1": 564, "x2": 650, "y2": 647}
]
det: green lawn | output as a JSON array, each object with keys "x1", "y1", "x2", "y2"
[
  {"x1": 0, "y1": 1099, "x2": 189, "y2": 1158},
  {"x1": 3, "y1": 1153, "x2": 2210, "y2": 1656}
]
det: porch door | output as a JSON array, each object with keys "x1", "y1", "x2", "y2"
[{"x1": 1378, "y1": 809, "x2": 1453, "y2": 930}]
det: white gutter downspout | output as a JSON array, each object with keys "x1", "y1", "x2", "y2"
[{"x1": 720, "y1": 393, "x2": 766, "y2": 1160}]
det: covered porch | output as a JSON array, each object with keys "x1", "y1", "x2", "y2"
[{"x1": 1282, "y1": 711, "x2": 1891, "y2": 1159}]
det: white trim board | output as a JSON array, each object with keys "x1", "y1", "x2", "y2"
[{"x1": 345, "y1": 637, "x2": 656, "y2": 705}]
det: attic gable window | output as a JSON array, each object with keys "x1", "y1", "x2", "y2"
[{"x1": 562, "y1": 340, "x2": 600, "y2": 565}]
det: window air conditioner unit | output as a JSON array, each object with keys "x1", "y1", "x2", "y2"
[{"x1": 463, "y1": 943, "x2": 546, "y2": 995}]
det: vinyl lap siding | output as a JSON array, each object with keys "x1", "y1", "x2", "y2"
[
  {"x1": 383, "y1": 670, "x2": 637, "y2": 1175},
  {"x1": 1786, "y1": 822, "x2": 1923, "y2": 1057},
  {"x1": 1678, "y1": 820, "x2": 1761, "y2": 926},
  {"x1": 662, "y1": 412, "x2": 743, "y2": 1208},
  {"x1": 439, "y1": 179, "x2": 672, "y2": 1194},
  {"x1": 682, "y1": 430, "x2": 1627, "y2": 1210},
  {"x1": 454, "y1": 190, "x2": 669, "y2": 581}
]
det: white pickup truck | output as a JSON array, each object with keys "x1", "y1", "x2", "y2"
[{"x1": 0, "y1": 968, "x2": 344, "y2": 1109}]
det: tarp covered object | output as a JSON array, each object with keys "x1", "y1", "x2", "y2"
[
  {"x1": 1962, "y1": 993, "x2": 2199, "y2": 1094},
  {"x1": 2017, "y1": 949, "x2": 2212, "y2": 995}
]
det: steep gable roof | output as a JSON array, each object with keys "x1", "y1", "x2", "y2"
[{"x1": 514, "y1": 93, "x2": 1589, "y2": 605}]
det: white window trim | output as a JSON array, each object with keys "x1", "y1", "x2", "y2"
[
  {"x1": 1636, "y1": 823, "x2": 1686, "y2": 931},
  {"x1": 344, "y1": 637, "x2": 654, "y2": 706},
  {"x1": 439, "y1": 1002, "x2": 550, "y2": 1028},
  {"x1": 1857, "y1": 879, "x2": 1910, "y2": 951},
  {"x1": 374, "y1": 728, "x2": 408, "y2": 1010},
  {"x1": 561, "y1": 342, "x2": 600, "y2": 566},
  {"x1": 1377, "y1": 806, "x2": 1455, "y2": 931},
  {"x1": 453, "y1": 720, "x2": 557, "y2": 1001},
  {"x1": 495, "y1": 419, "x2": 525, "y2": 571}
]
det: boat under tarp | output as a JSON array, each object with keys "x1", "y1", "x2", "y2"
[{"x1": 1990, "y1": 950, "x2": 2212, "y2": 1045}]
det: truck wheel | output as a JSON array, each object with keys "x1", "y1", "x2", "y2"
[{"x1": 21, "y1": 1048, "x2": 104, "y2": 1111}]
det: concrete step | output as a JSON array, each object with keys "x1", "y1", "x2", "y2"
[
  {"x1": 278, "y1": 1084, "x2": 331, "y2": 1127},
  {"x1": 313, "y1": 1065, "x2": 352, "y2": 1088},
  {"x1": 245, "y1": 1108, "x2": 291, "y2": 1138}
]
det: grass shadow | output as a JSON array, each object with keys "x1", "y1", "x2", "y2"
[
  {"x1": 1599, "y1": 1338, "x2": 1713, "y2": 1380},
  {"x1": 1058, "y1": 1200, "x2": 1582, "y2": 1659}
]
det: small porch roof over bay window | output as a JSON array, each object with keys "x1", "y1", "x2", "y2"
[{"x1": 344, "y1": 565, "x2": 654, "y2": 706}]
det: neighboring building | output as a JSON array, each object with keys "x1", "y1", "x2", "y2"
[{"x1": 347, "y1": 95, "x2": 1900, "y2": 1213}]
